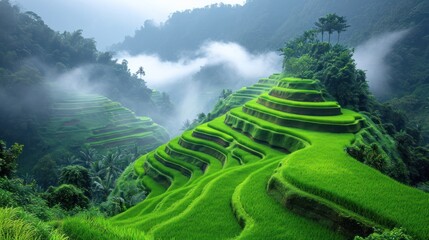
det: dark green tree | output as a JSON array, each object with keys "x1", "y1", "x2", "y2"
[
  {"x1": 354, "y1": 228, "x2": 413, "y2": 240},
  {"x1": 32, "y1": 156, "x2": 58, "y2": 189},
  {"x1": 314, "y1": 16, "x2": 327, "y2": 42},
  {"x1": 333, "y1": 15, "x2": 350, "y2": 43},
  {"x1": 283, "y1": 54, "x2": 315, "y2": 78},
  {"x1": 325, "y1": 13, "x2": 338, "y2": 44},
  {"x1": 59, "y1": 165, "x2": 91, "y2": 197},
  {"x1": 76, "y1": 148, "x2": 98, "y2": 168},
  {"x1": 315, "y1": 13, "x2": 348, "y2": 44},
  {"x1": 47, "y1": 184, "x2": 89, "y2": 210},
  {"x1": 0, "y1": 141, "x2": 23, "y2": 178},
  {"x1": 100, "y1": 152, "x2": 123, "y2": 181}
]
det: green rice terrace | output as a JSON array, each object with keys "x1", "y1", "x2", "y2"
[
  {"x1": 209, "y1": 74, "x2": 283, "y2": 118},
  {"x1": 60, "y1": 75, "x2": 429, "y2": 240},
  {"x1": 35, "y1": 92, "x2": 169, "y2": 164}
]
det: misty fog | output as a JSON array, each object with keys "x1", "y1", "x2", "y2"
[
  {"x1": 354, "y1": 29, "x2": 409, "y2": 98},
  {"x1": 117, "y1": 41, "x2": 281, "y2": 134}
]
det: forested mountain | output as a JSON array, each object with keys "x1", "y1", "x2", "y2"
[
  {"x1": 0, "y1": 0, "x2": 173, "y2": 152},
  {"x1": 0, "y1": 0, "x2": 173, "y2": 225},
  {"x1": 114, "y1": 0, "x2": 429, "y2": 142},
  {"x1": 114, "y1": 0, "x2": 424, "y2": 59},
  {"x1": 0, "y1": 0, "x2": 173, "y2": 199}
]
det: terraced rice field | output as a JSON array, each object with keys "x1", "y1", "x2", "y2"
[
  {"x1": 40, "y1": 92, "x2": 169, "y2": 154},
  {"x1": 209, "y1": 74, "x2": 283, "y2": 118},
  {"x1": 110, "y1": 75, "x2": 429, "y2": 239}
]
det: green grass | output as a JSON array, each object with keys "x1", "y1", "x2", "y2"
[
  {"x1": 0, "y1": 207, "x2": 67, "y2": 240},
  {"x1": 57, "y1": 215, "x2": 145, "y2": 240},
  {"x1": 276, "y1": 130, "x2": 429, "y2": 239},
  {"x1": 56, "y1": 75, "x2": 429, "y2": 240},
  {"x1": 28, "y1": 91, "x2": 170, "y2": 173},
  {"x1": 232, "y1": 160, "x2": 345, "y2": 240}
]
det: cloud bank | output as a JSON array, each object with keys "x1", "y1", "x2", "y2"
[
  {"x1": 354, "y1": 29, "x2": 409, "y2": 97},
  {"x1": 118, "y1": 41, "x2": 280, "y2": 89},
  {"x1": 117, "y1": 41, "x2": 282, "y2": 135}
]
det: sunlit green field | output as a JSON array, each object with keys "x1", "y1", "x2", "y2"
[{"x1": 65, "y1": 74, "x2": 429, "y2": 239}]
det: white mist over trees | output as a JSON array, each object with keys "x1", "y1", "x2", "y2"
[
  {"x1": 117, "y1": 41, "x2": 281, "y2": 135},
  {"x1": 354, "y1": 30, "x2": 409, "y2": 98}
]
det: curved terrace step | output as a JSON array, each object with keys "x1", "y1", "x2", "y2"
[
  {"x1": 143, "y1": 152, "x2": 189, "y2": 190},
  {"x1": 277, "y1": 78, "x2": 320, "y2": 90},
  {"x1": 242, "y1": 100, "x2": 364, "y2": 133},
  {"x1": 223, "y1": 110, "x2": 308, "y2": 152},
  {"x1": 257, "y1": 93, "x2": 341, "y2": 116},
  {"x1": 154, "y1": 146, "x2": 200, "y2": 180},
  {"x1": 111, "y1": 75, "x2": 429, "y2": 240},
  {"x1": 269, "y1": 87, "x2": 326, "y2": 102}
]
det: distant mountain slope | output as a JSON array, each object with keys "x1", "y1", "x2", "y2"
[
  {"x1": 113, "y1": 0, "x2": 423, "y2": 59},
  {"x1": 98, "y1": 75, "x2": 429, "y2": 240},
  {"x1": 21, "y1": 92, "x2": 169, "y2": 173},
  {"x1": 114, "y1": 0, "x2": 429, "y2": 142},
  {"x1": 0, "y1": 1, "x2": 175, "y2": 169}
]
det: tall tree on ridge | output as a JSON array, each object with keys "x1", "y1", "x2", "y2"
[
  {"x1": 334, "y1": 15, "x2": 350, "y2": 43},
  {"x1": 314, "y1": 16, "x2": 327, "y2": 42},
  {"x1": 325, "y1": 13, "x2": 338, "y2": 44},
  {"x1": 136, "y1": 66, "x2": 145, "y2": 79}
]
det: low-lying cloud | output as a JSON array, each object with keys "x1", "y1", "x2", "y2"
[
  {"x1": 118, "y1": 41, "x2": 280, "y2": 89},
  {"x1": 354, "y1": 29, "x2": 409, "y2": 98},
  {"x1": 117, "y1": 41, "x2": 281, "y2": 135}
]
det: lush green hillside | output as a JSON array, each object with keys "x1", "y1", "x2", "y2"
[
  {"x1": 42, "y1": 92, "x2": 169, "y2": 152},
  {"x1": 80, "y1": 75, "x2": 429, "y2": 240},
  {"x1": 0, "y1": 1, "x2": 174, "y2": 170},
  {"x1": 114, "y1": 0, "x2": 429, "y2": 142},
  {"x1": 114, "y1": 0, "x2": 425, "y2": 59},
  {"x1": 206, "y1": 74, "x2": 283, "y2": 120},
  {"x1": 21, "y1": 92, "x2": 169, "y2": 187}
]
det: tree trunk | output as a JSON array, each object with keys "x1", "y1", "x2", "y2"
[
  {"x1": 321, "y1": 31, "x2": 324, "y2": 42},
  {"x1": 337, "y1": 32, "x2": 340, "y2": 44},
  {"x1": 328, "y1": 33, "x2": 331, "y2": 44}
]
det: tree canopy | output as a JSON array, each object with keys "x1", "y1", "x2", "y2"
[{"x1": 314, "y1": 13, "x2": 350, "y2": 44}]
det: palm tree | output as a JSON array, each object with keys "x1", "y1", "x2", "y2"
[
  {"x1": 92, "y1": 175, "x2": 115, "y2": 203},
  {"x1": 334, "y1": 16, "x2": 350, "y2": 44},
  {"x1": 325, "y1": 13, "x2": 338, "y2": 44},
  {"x1": 89, "y1": 160, "x2": 104, "y2": 178},
  {"x1": 314, "y1": 17, "x2": 327, "y2": 42},
  {"x1": 77, "y1": 148, "x2": 98, "y2": 167},
  {"x1": 136, "y1": 66, "x2": 145, "y2": 79},
  {"x1": 100, "y1": 152, "x2": 123, "y2": 181},
  {"x1": 59, "y1": 155, "x2": 80, "y2": 166}
]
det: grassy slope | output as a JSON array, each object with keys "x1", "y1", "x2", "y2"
[
  {"x1": 34, "y1": 91, "x2": 169, "y2": 166},
  {"x1": 64, "y1": 74, "x2": 428, "y2": 239}
]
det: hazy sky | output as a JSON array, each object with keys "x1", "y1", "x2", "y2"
[{"x1": 12, "y1": 0, "x2": 245, "y2": 50}]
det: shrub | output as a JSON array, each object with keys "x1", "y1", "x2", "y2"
[
  {"x1": 0, "y1": 140, "x2": 23, "y2": 178},
  {"x1": 59, "y1": 165, "x2": 91, "y2": 197},
  {"x1": 354, "y1": 228, "x2": 413, "y2": 240},
  {"x1": 47, "y1": 184, "x2": 89, "y2": 211}
]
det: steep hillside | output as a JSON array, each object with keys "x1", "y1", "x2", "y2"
[
  {"x1": 113, "y1": 0, "x2": 424, "y2": 59},
  {"x1": 98, "y1": 75, "x2": 429, "y2": 239},
  {"x1": 114, "y1": 0, "x2": 429, "y2": 142},
  {"x1": 207, "y1": 73, "x2": 283, "y2": 120},
  {"x1": 0, "y1": 1, "x2": 175, "y2": 167},
  {"x1": 22, "y1": 92, "x2": 169, "y2": 173}
]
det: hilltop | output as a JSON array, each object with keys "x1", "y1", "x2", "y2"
[{"x1": 52, "y1": 74, "x2": 429, "y2": 240}]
